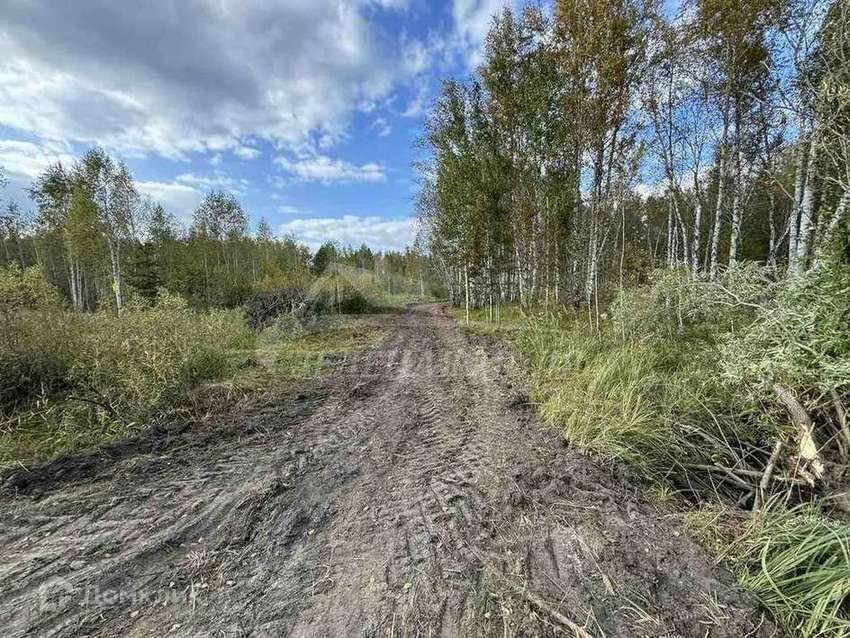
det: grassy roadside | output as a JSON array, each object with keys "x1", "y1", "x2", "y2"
[
  {"x1": 0, "y1": 305, "x2": 385, "y2": 473},
  {"x1": 449, "y1": 280, "x2": 850, "y2": 637}
]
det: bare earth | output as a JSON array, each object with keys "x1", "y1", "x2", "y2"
[{"x1": 0, "y1": 305, "x2": 776, "y2": 637}]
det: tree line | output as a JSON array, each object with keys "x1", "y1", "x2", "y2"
[
  {"x1": 418, "y1": 0, "x2": 849, "y2": 320},
  {"x1": 0, "y1": 148, "x2": 433, "y2": 311}
]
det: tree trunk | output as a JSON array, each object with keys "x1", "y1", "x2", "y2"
[
  {"x1": 728, "y1": 148, "x2": 744, "y2": 266},
  {"x1": 774, "y1": 384, "x2": 824, "y2": 484},
  {"x1": 108, "y1": 239, "x2": 123, "y2": 314},
  {"x1": 793, "y1": 139, "x2": 818, "y2": 275},
  {"x1": 709, "y1": 149, "x2": 725, "y2": 280},
  {"x1": 691, "y1": 192, "x2": 702, "y2": 273},
  {"x1": 815, "y1": 189, "x2": 849, "y2": 262},
  {"x1": 464, "y1": 262, "x2": 470, "y2": 326},
  {"x1": 788, "y1": 135, "x2": 809, "y2": 274}
]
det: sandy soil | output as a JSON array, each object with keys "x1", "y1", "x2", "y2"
[{"x1": 0, "y1": 304, "x2": 776, "y2": 637}]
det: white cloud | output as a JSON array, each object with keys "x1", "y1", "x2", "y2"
[
  {"x1": 633, "y1": 181, "x2": 667, "y2": 200},
  {"x1": 372, "y1": 117, "x2": 392, "y2": 137},
  {"x1": 0, "y1": 139, "x2": 76, "y2": 180},
  {"x1": 137, "y1": 180, "x2": 203, "y2": 226},
  {"x1": 175, "y1": 172, "x2": 248, "y2": 193},
  {"x1": 0, "y1": 1, "x2": 421, "y2": 159},
  {"x1": 402, "y1": 84, "x2": 430, "y2": 118},
  {"x1": 0, "y1": 139, "x2": 78, "y2": 208},
  {"x1": 277, "y1": 214, "x2": 413, "y2": 251},
  {"x1": 234, "y1": 145, "x2": 261, "y2": 160},
  {"x1": 370, "y1": 0, "x2": 411, "y2": 8},
  {"x1": 278, "y1": 204, "x2": 303, "y2": 214},
  {"x1": 275, "y1": 154, "x2": 386, "y2": 184},
  {"x1": 400, "y1": 35, "x2": 433, "y2": 77},
  {"x1": 453, "y1": 0, "x2": 510, "y2": 69}
]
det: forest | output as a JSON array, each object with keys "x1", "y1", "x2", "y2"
[
  {"x1": 421, "y1": 0, "x2": 847, "y2": 316},
  {"x1": 419, "y1": 0, "x2": 849, "y2": 634},
  {"x1": 1, "y1": 147, "x2": 431, "y2": 312},
  {"x1": 0, "y1": 147, "x2": 433, "y2": 469}
]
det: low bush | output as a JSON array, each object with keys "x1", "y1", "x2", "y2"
[
  {"x1": 67, "y1": 293, "x2": 251, "y2": 420},
  {"x1": 245, "y1": 286, "x2": 309, "y2": 330},
  {"x1": 0, "y1": 270, "x2": 253, "y2": 468}
]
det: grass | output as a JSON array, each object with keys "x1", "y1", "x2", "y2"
[
  {"x1": 517, "y1": 315, "x2": 680, "y2": 474},
  {"x1": 263, "y1": 315, "x2": 385, "y2": 379},
  {"x1": 446, "y1": 300, "x2": 850, "y2": 637},
  {"x1": 729, "y1": 505, "x2": 850, "y2": 637},
  {"x1": 447, "y1": 304, "x2": 533, "y2": 340},
  {"x1": 0, "y1": 311, "x2": 385, "y2": 472},
  {"x1": 447, "y1": 305, "x2": 674, "y2": 470}
]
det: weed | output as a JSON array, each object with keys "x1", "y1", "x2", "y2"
[{"x1": 729, "y1": 505, "x2": 850, "y2": 637}]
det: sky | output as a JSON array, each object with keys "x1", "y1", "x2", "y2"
[{"x1": 0, "y1": 0, "x2": 524, "y2": 252}]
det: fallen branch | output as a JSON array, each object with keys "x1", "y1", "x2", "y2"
[
  {"x1": 830, "y1": 389, "x2": 850, "y2": 454},
  {"x1": 684, "y1": 463, "x2": 752, "y2": 490},
  {"x1": 65, "y1": 395, "x2": 121, "y2": 420},
  {"x1": 519, "y1": 589, "x2": 594, "y2": 638},
  {"x1": 684, "y1": 463, "x2": 808, "y2": 488},
  {"x1": 754, "y1": 436, "x2": 786, "y2": 511},
  {"x1": 774, "y1": 385, "x2": 824, "y2": 483}
]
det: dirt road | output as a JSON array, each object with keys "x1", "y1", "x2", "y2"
[{"x1": 0, "y1": 305, "x2": 774, "y2": 637}]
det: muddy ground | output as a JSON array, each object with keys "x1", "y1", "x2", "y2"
[{"x1": 0, "y1": 304, "x2": 776, "y2": 637}]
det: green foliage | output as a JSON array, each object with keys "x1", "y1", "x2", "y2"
[
  {"x1": 610, "y1": 264, "x2": 776, "y2": 340},
  {"x1": 312, "y1": 242, "x2": 338, "y2": 275},
  {"x1": 0, "y1": 289, "x2": 252, "y2": 468},
  {"x1": 68, "y1": 292, "x2": 250, "y2": 419},
  {"x1": 721, "y1": 261, "x2": 850, "y2": 404},
  {"x1": 520, "y1": 260, "x2": 850, "y2": 493},
  {"x1": 0, "y1": 264, "x2": 61, "y2": 314},
  {"x1": 0, "y1": 266, "x2": 68, "y2": 410},
  {"x1": 516, "y1": 261, "x2": 850, "y2": 636}
]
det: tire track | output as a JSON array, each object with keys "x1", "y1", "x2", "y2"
[{"x1": 0, "y1": 306, "x2": 776, "y2": 637}]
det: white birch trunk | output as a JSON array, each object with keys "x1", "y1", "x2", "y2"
[
  {"x1": 728, "y1": 148, "x2": 744, "y2": 265},
  {"x1": 793, "y1": 140, "x2": 818, "y2": 275},
  {"x1": 691, "y1": 192, "x2": 702, "y2": 273},
  {"x1": 788, "y1": 136, "x2": 809, "y2": 274},
  {"x1": 815, "y1": 189, "x2": 849, "y2": 262},
  {"x1": 709, "y1": 150, "x2": 725, "y2": 280}
]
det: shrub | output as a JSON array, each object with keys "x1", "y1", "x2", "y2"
[
  {"x1": 308, "y1": 272, "x2": 376, "y2": 315},
  {"x1": 610, "y1": 264, "x2": 776, "y2": 340},
  {"x1": 515, "y1": 263, "x2": 850, "y2": 636},
  {"x1": 0, "y1": 265, "x2": 70, "y2": 411},
  {"x1": 245, "y1": 286, "x2": 309, "y2": 330},
  {"x1": 721, "y1": 261, "x2": 850, "y2": 409},
  {"x1": 1, "y1": 284, "x2": 253, "y2": 467},
  {"x1": 68, "y1": 292, "x2": 251, "y2": 421},
  {"x1": 520, "y1": 263, "x2": 825, "y2": 499}
]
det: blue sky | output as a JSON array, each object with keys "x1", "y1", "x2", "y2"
[{"x1": 0, "y1": 0, "x2": 520, "y2": 251}]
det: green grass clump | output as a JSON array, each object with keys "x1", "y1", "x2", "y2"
[
  {"x1": 729, "y1": 506, "x2": 850, "y2": 637},
  {"x1": 519, "y1": 317, "x2": 674, "y2": 472}
]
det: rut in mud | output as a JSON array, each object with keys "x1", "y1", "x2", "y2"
[{"x1": 0, "y1": 305, "x2": 775, "y2": 637}]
